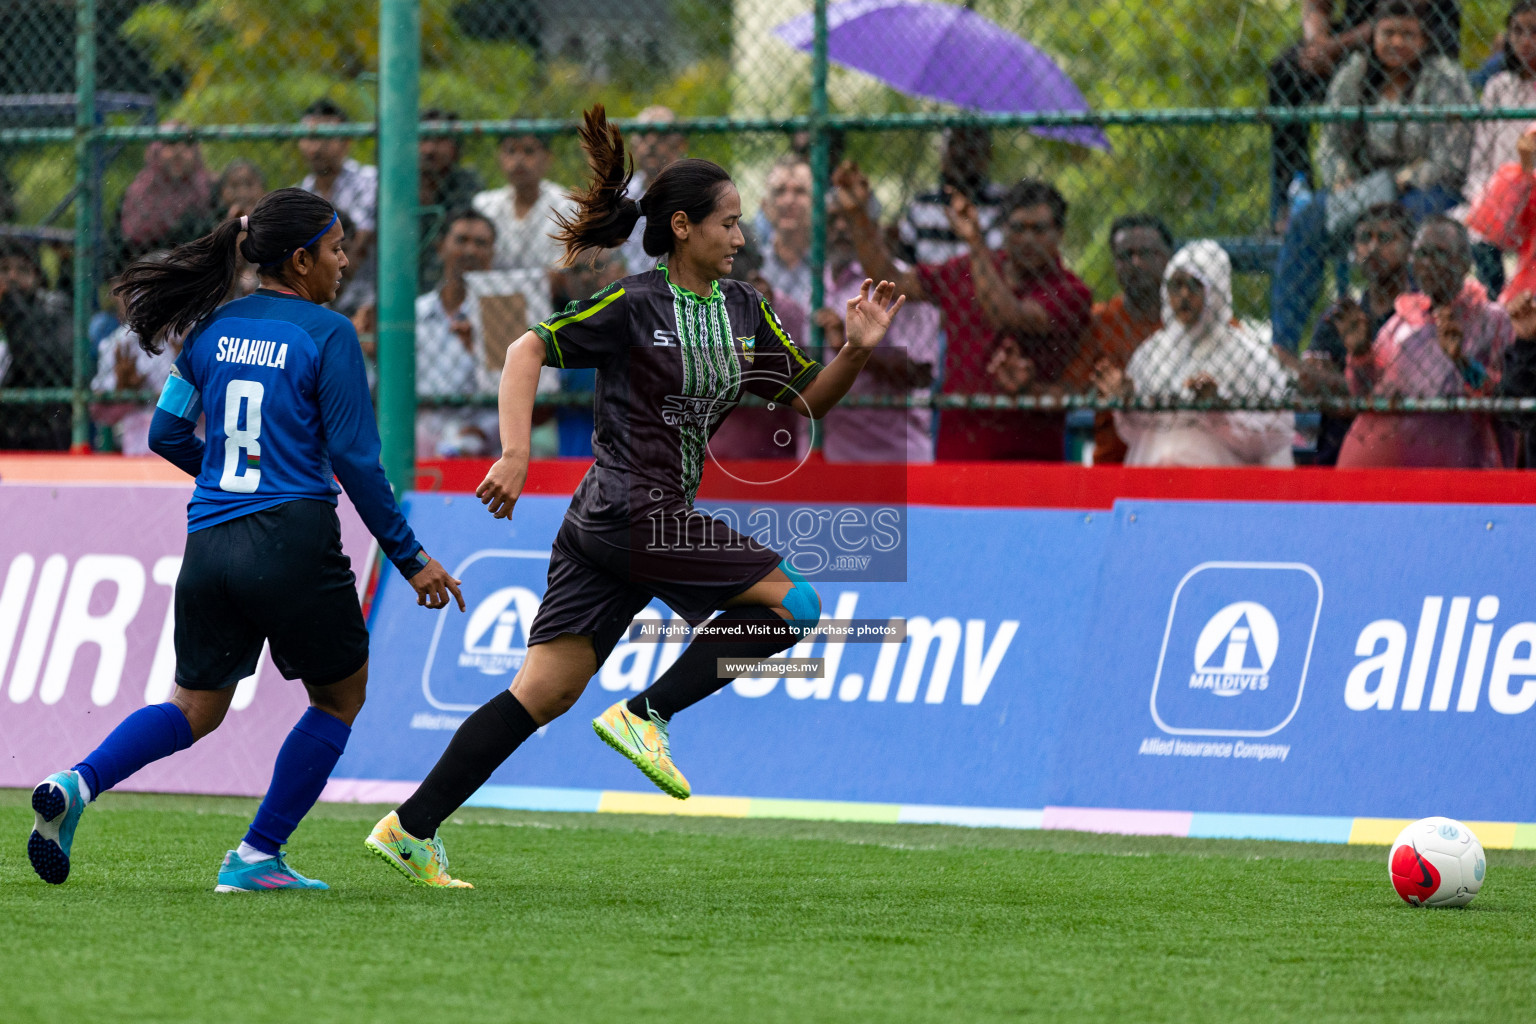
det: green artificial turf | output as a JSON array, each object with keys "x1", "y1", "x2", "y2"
[{"x1": 3, "y1": 789, "x2": 1534, "y2": 1023}]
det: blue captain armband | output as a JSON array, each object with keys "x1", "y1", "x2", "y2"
[{"x1": 156, "y1": 369, "x2": 202, "y2": 421}]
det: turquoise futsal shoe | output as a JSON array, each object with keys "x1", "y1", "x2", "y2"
[
  {"x1": 28, "y1": 770, "x2": 87, "y2": 885},
  {"x1": 214, "y1": 850, "x2": 330, "y2": 892}
]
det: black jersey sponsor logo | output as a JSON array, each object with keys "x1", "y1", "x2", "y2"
[
  {"x1": 662, "y1": 394, "x2": 730, "y2": 430},
  {"x1": 652, "y1": 329, "x2": 677, "y2": 346}
]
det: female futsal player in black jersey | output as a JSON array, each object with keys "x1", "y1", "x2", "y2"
[{"x1": 367, "y1": 105, "x2": 902, "y2": 887}]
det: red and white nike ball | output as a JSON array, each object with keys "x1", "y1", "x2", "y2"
[{"x1": 1389, "y1": 817, "x2": 1486, "y2": 907}]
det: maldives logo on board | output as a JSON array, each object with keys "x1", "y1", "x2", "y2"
[
  {"x1": 1190, "y1": 602, "x2": 1280, "y2": 697},
  {"x1": 1150, "y1": 562, "x2": 1322, "y2": 737},
  {"x1": 421, "y1": 550, "x2": 550, "y2": 714},
  {"x1": 458, "y1": 586, "x2": 541, "y2": 677}
]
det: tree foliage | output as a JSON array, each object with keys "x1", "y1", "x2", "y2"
[
  {"x1": 116, "y1": 0, "x2": 734, "y2": 196},
  {"x1": 1, "y1": 0, "x2": 1511, "y2": 318}
]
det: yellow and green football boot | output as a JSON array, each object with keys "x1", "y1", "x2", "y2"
[
  {"x1": 592, "y1": 700, "x2": 690, "y2": 800},
  {"x1": 364, "y1": 811, "x2": 474, "y2": 889}
]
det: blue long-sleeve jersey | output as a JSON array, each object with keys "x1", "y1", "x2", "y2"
[{"x1": 149, "y1": 288, "x2": 428, "y2": 580}]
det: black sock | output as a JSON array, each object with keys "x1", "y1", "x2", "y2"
[
  {"x1": 627, "y1": 606, "x2": 800, "y2": 721},
  {"x1": 396, "y1": 690, "x2": 537, "y2": 839}
]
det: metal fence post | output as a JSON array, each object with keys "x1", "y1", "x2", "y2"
[
  {"x1": 377, "y1": 0, "x2": 420, "y2": 495},
  {"x1": 808, "y1": 0, "x2": 828, "y2": 357},
  {"x1": 71, "y1": 0, "x2": 98, "y2": 453}
]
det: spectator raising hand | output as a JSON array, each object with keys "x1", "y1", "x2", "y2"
[
  {"x1": 986, "y1": 337, "x2": 1035, "y2": 396},
  {"x1": 943, "y1": 185, "x2": 984, "y2": 248},
  {"x1": 808, "y1": 185, "x2": 943, "y2": 464},
  {"x1": 1337, "y1": 217, "x2": 1512, "y2": 468},
  {"x1": 1434, "y1": 305, "x2": 1466, "y2": 366},
  {"x1": 1185, "y1": 373, "x2": 1221, "y2": 403},
  {"x1": 833, "y1": 158, "x2": 1090, "y2": 461},
  {"x1": 1507, "y1": 290, "x2": 1536, "y2": 340},
  {"x1": 812, "y1": 306, "x2": 846, "y2": 350},
  {"x1": 831, "y1": 160, "x2": 873, "y2": 218},
  {"x1": 1520, "y1": 127, "x2": 1536, "y2": 174},
  {"x1": 1332, "y1": 297, "x2": 1374, "y2": 358},
  {"x1": 1091, "y1": 356, "x2": 1131, "y2": 402}
]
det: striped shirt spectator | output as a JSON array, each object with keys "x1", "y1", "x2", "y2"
[{"x1": 896, "y1": 183, "x2": 1006, "y2": 266}]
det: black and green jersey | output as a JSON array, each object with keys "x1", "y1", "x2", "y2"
[{"x1": 532, "y1": 266, "x2": 823, "y2": 526}]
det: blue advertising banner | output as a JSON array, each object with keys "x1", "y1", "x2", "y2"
[
  {"x1": 335, "y1": 494, "x2": 1536, "y2": 838},
  {"x1": 334, "y1": 494, "x2": 1106, "y2": 814},
  {"x1": 1050, "y1": 501, "x2": 1536, "y2": 825}
]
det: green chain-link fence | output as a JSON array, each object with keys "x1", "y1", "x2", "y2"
[{"x1": 1, "y1": 0, "x2": 1533, "y2": 473}]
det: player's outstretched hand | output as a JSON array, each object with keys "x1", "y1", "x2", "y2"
[
  {"x1": 843, "y1": 279, "x2": 905, "y2": 352},
  {"x1": 476, "y1": 453, "x2": 528, "y2": 520},
  {"x1": 410, "y1": 557, "x2": 466, "y2": 612}
]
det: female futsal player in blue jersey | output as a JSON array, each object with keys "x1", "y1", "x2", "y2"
[
  {"x1": 365, "y1": 106, "x2": 902, "y2": 887},
  {"x1": 27, "y1": 187, "x2": 465, "y2": 892}
]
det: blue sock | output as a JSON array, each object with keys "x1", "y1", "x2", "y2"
[
  {"x1": 243, "y1": 707, "x2": 351, "y2": 856},
  {"x1": 74, "y1": 703, "x2": 195, "y2": 799}
]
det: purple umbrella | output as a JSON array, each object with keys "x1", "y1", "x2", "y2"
[{"x1": 775, "y1": 0, "x2": 1111, "y2": 151}]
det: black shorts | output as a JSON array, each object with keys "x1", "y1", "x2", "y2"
[
  {"x1": 527, "y1": 513, "x2": 782, "y2": 664},
  {"x1": 174, "y1": 499, "x2": 369, "y2": 690}
]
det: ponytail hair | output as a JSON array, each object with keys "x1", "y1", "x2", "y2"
[
  {"x1": 117, "y1": 186, "x2": 337, "y2": 354},
  {"x1": 553, "y1": 104, "x2": 733, "y2": 267},
  {"x1": 552, "y1": 104, "x2": 640, "y2": 267}
]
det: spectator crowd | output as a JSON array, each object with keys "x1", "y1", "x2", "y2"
[{"x1": 8, "y1": 0, "x2": 1536, "y2": 469}]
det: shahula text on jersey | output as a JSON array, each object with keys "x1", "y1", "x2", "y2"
[{"x1": 217, "y1": 336, "x2": 289, "y2": 368}]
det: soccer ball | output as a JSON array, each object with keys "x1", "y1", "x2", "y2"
[{"x1": 1388, "y1": 817, "x2": 1486, "y2": 908}]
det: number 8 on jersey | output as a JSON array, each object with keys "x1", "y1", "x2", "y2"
[{"x1": 220, "y1": 379, "x2": 263, "y2": 493}]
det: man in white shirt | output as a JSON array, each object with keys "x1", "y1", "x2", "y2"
[
  {"x1": 471, "y1": 132, "x2": 577, "y2": 279},
  {"x1": 620, "y1": 106, "x2": 688, "y2": 273},
  {"x1": 296, "y1": 98, "x2": 378, "y2": 282},
  {"x1": 415, "y1": 210, "x2": 498, "y2": 458},
  {"x1": 757, "y1": 154, "x2": 814, "y2": 313}
]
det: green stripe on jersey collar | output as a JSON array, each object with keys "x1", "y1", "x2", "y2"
[{"x1": 659, "y1": 262, "x2": 722, "y2": 303}]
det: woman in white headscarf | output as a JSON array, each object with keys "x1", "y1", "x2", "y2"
[{"x1": 1096, "y1": 240, "x2": 1296, "y2": 466}]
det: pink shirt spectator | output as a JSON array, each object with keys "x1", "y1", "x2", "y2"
[
  {"x1": 820, "y1": 260, "x2": 941, "y2": 463},
  {"x1": 1338, "y1": 282, "x2": 1512, "y2": 468}
]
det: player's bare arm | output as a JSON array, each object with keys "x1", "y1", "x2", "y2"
[{"x1": 476, "y1": 330, "x2": 545, "y2": 520}]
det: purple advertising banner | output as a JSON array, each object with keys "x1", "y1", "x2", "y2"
[{"x1": 0, "y1": 483, "x2": 372, "y2": 797}]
